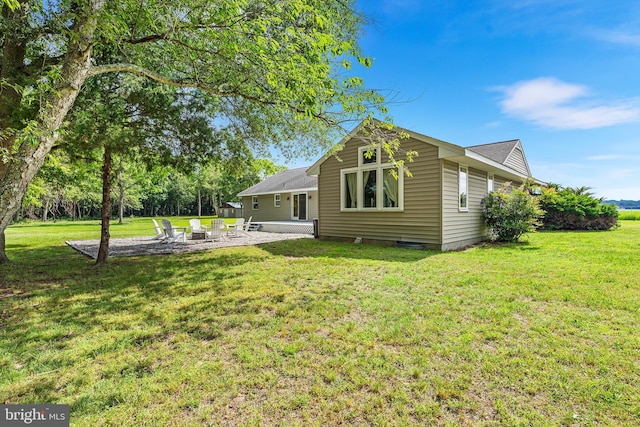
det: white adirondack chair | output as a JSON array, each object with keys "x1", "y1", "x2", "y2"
[
  {"x1": 161, "y1": 219, "x2": 187, "y2": 244},
  {"x1": 226, "y1": 218, "x2": 244, "y2": 238},
  {"x1": 207, "y1": 219, "x2": 227, "y2": 242},
  {"x1": 152, "y1": 219, "x2": 165, "y2": 240},
  {"x1": 238, "y1": 216, "x2": 253, "y2": 237},
  {"x1": 189, "y1": 218, "x2": 207, "y2": 234}
]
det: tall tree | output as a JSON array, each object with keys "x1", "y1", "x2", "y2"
[
  {"x1": 64, "y1": 73, "x2": 233, "y2": 265},
  {"x1": 0, "y1": 0, "x2": 388, "y2": 263}
]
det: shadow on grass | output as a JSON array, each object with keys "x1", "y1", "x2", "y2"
[
  {"x1": 1, "y1": 239, "x2": 356, "y2": 407},
  {"x1": 473, "y1": 240, "x2": 540, "y2": 252},
  {"x1": 256, "y1": 238, "x2": 440, "y2": 262}
]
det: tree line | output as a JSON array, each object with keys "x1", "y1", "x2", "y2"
[{"x1": 19, "y1": 152, "x2": 284, "y2": 223}]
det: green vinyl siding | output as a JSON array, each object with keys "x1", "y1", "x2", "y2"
[
  {"x1": 504, "y1": 146, "x2": 530, "y2": 176},
  {"x1": 441, "y1": 161, "x2": 487, "y2": 249},
  {"x1": 242, "y1": 192, "x2": 318, "y2": 222},
  {"x1": 318, "y1": 136, "x2": 441, "y2": 246}
]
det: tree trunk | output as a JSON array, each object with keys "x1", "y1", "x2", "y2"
[
  {"x1": 0, "y1": 2, "x2": 102, "y2": 263},
  {"x1": 117, "y1": 157, "x2": 125, "y2": 224},
  {"x1": 119, "y1": 200, "x2": 124, "y2": 224},
  {"x1": 95, "y1": 148, "x2": 112, "y2": 267},
  {"x1": 0, "y1": 231, "x2": 8, "y2": 263},
  {"x1": 197, "y1": 189, "x2": 202, "y2": 217},
  {"x1": 43, "y1": 199, "x2": 50, "y2": 222}
]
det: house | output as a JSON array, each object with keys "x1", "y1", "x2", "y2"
[
  {"x1": 217, "y1": 202, "x2": 243, "y2": 218},
  {"x1": 237, "y1": 167, "x2": 318, "y2": 222},
  {"x1": 307, "y1": 122, "x2": 542, "y2": 250}
]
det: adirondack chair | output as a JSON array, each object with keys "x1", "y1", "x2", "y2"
[
  {"x1": 189, "y1": 218, "x2": 207, "y2": 240},
  {"x1": 152, "y1": 219, "x2": 165, "y2": 240},
  {"x1": 238, "y1": 216, "x2": 253, "y2": 237},
  {"x1": 226, "y1": 218, "x2": 244, "y2": 238},
  {"x1": 189, "y1": 218, "x2": 207, "y2": 234},
  {"x1": 161, "y1": 219, "x2": 187, "y2": 244},
  {"x1": 207, "y1": 219, "x2": 227, "y2": 242}
]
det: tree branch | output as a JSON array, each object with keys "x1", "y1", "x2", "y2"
[{"x1": 87, "y1": 63, "x2": 335, "y2": 126}]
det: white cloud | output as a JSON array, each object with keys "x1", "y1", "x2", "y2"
[
  {"x1": 594, "y1": 29, "x2": 640, "y2": 47},
  {"x1": 495, "y1": 77, "x2": 640, "y2": 129}
]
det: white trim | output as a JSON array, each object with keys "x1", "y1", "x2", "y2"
[
  {"x1": 463, "y1": 150, "x2": 530, "y2": 181},
  {"x1": 459, "y1": 164, "x2": 469, "y2": 212},
  {"x1": 274, "y1": 193, "x2": 281, "y2": 208},
  {"x1": 239, "y1": 187, "x2": 317, "y2": 197},
  {"x1": 340, "y1": 169, "x2": 359, "y2": 211},
  {"x1": 252, "y1": 195, "x2": 259, "y2": 210},
  {"x1": 307, "y1": 119, "x2": 544, "y2": 186},
  {"x1": 340, "y1": 154, "x2": 404, "y2": 212},
  {"x1": 291, "y1": 192, "x2": 308, "y2": 220},
  {"x1": 358, "y1": 145, "x2": 380, "y2": 167},
  {"x1": 487, "y1": 173, "x2": 494, "y2": 193},
  {"x1": 503, "y1": 140, "x2": 532, "y2": 176}
]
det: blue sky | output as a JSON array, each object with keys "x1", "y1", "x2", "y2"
[{"x1": 296, "y1": 0, "x2": 640, "y2": 200}]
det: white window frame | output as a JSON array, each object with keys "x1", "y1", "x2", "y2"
[
  {"x1": 274, "y1": 193, "x2": 281, "y2": 208},
  {"x1": 252, "y1": 195, "x2": 259, "y2": 210},
  {"x1": 359, "y1": 145, "x2": 378, "y2": 166},
  {"x1": 340, "y1": 146, "x2": 404, "y2": 212},
  {"x1": 459, "y1": 165, "x2": 469, "y2": 212},
  {"x1": 291, "y1": 192, "x2": 308, "y2": 220},
  {"x1": 487, "y1": 173, "x2": 494, "y2": 194}
]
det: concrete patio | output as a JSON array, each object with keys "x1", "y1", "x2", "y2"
[{"x1": 67, "y1": 231, "x2": 313, "y2": 259}]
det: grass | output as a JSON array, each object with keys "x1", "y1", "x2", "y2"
[
  {"x1": 1, "y1": 218, "x2": 639, "y2": 426},
  {"x1": 618, "y1": 210, "x2": 640, "y2": 220}
]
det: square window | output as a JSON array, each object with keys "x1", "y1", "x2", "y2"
[{"x1": 359, "y1": 146, "x2": 379, "y2": 166}]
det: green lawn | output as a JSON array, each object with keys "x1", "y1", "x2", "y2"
[
  {"x1": 1, "y1": 218, "x2": 639, "y2": 426},
  {"x1": 619, "y1": 210, "x2": 640, "y2": 220}
]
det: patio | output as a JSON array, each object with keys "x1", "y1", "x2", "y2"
[{"x1": 67, "y1": 231, "x2": 313, "y2": 259}]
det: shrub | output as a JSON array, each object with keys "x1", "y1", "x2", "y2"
[
  {"x1": 482, "y1": 183, "x2": 544, "y2": 242},
  {"x1": 539, "y1": 186, "x2": 618, "y2": 230}
]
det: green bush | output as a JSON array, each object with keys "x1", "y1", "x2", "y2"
[
  {"x1": 482, "y1": 183, "x2": 544, "y2": 242},
  {"x1": 539, "y1": 186, "x2": 618, "y2": 230}
]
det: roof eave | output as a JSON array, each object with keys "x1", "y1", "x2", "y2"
[
  {"x1": 442, "y1": 150, "x2": 530, "y2": 182},
  {"x1": 237, "y1": 187, "x2": 318, "y2": 197}
]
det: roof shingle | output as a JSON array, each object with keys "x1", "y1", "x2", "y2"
[
  {"x1": 237, "y1": 167, "x2": 317, "y2": 196},
  {"x1": 466, "y1": 140, "x2": 519, "y2": 164}
]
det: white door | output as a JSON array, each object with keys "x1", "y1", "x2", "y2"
[{"x1": 292, "y1": 193, "x2": 307, "y2": 221}]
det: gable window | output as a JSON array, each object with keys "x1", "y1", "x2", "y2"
[
  {"x1": 361, "y1": 147, "x2": 377, "y2": 165},
  {"x1": 252, "y1": 196, "x2": 259, "y2": 210},
  {"x1": 459, "y1": 165, "x2": 468, "y2": 211},
  {"x1": 274, "y1": 193, "x2": 281, "y2": 207},
  {"x1": 487, "y1": 173, "x2": 494, "y2": 193},
  {"x1": 341, "y1": 146, "x2": 403, "y2": 212}
]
